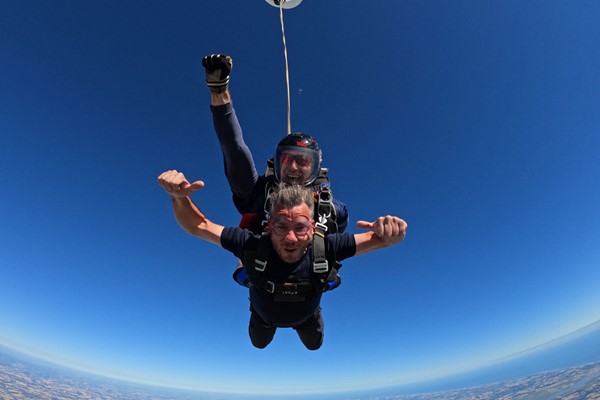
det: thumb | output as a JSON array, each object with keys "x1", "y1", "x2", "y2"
[
  {"x1": 356, "y1": 220, "x2": 374, "y2": 231},
  {"x1": 186, "y1": 180, "x2": 205, "y2": 193}
]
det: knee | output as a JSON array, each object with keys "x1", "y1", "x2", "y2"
[
  {"x1": 249, "y1": 327, "x2": 275, "y2": 349},
  {"x1": 251, "y1": 339, "x2": 271, "y2": 349},
  {"x1": 303, "y1": 337, "x2": 323, "y2": 351},
  {"x1": 248, "y1": 315, "x2": 276, "y2": 349},
  {"x1": 296, "y1": 325, "x2": 324, "y2": 350}
]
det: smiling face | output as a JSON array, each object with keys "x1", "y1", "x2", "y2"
[
  {"x1": 278, "y1": 151, "x2": 314, "y2": 185},
  {"x1": 268, "y1": 203, "x2": 315, "y2": 264},
  {"x1": 273, "y1": 133, "x2": 322, "y2": 186}
]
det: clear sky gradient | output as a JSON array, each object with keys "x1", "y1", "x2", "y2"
[{"x1": 1, "y1": 0, "x2": 600, "y2": 396}]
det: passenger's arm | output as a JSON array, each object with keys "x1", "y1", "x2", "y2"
[
  {"x1": 170, "y1": 196, "x2": 224, "y2": 245},
  {"x1": 157, "y1": 170, "x2": 224, "y2": 246},
  {"x1": 353, "y1": 216, "x2": 407, "y2": 256}
]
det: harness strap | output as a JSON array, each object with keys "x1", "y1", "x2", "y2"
[
  {"x1": 312, "y1": 231, "x2": 329, "y2": 274},
  {"x1": 315, "y1": 182, "x2": 339, "y2": 235},
  {"x1": 243, "y1": 231, "x2": 341, "y2": 293},
  {"x1": 254, "y1": 232, "x2": 272, "y2": 272},
  {"x1": 312, "y1": 231, "x2": 342, "y2": 291}
]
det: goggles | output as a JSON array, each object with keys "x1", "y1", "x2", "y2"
[
  {"x1": 269, "y1": 220, "x2": 312, "y2": 239},
  {"x1": 280, "y1": 153, "x2": 313, "y2": 168}
]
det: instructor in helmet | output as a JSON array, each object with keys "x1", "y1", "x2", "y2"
[{"x1": 202, "y1": 54, "x2": 349, "y2": 234}]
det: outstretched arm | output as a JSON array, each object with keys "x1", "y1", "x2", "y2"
[
  {"x1": 157, "y1": 170, "x2": 224, "y2": 246},
  {"x1": 353, "y1": 216, "x2": 407, "y2": 256}
]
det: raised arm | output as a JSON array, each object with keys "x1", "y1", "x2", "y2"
[
  {"x1": 210, "y1": 89, "x2": 231, "y2": 106},
  {"x1": 157, "y1": 170, "x2": 224, "y2": 246},
  {"x1": 202, "y1": 54, "x2": 259, "y2": 201},
  {"x1": 353, "y1": 216, "x2": 408, "y2": 256}
]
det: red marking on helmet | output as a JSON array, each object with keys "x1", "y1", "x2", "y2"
[{"x1": 296, "y1": 141, "x2": 308, "y2": 147}]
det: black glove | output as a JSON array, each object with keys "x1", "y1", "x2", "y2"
[{"x1": 202, "y1": 54, "x2": 233, "y2": 93}]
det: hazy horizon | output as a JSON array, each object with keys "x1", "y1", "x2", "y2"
[{"x1": 2, "y1": 318, "x2": 600, "y2": 398}]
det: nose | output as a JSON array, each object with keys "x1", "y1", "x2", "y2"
[{"x1": 284, "y1": 229, "x2": 298, "y2": 241}]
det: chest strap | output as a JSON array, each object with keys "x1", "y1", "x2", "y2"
[{"x1": 245, "y1": 232, "x2": 341, "y2": 297}]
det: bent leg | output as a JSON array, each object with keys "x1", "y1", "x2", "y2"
[
  {"x1": 249, "y1": 310, "x2": 276, "y2": 349},
  {"x1": 294, "y1": 307, "x2": 324, "y2": 351}
]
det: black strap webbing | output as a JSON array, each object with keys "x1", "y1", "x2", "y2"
[
  {"x1": 312, "y1": 231, "x2": 329, "y2": 274},
  {"x1": 253, "y1": 232, "x2": 272, "y2": 273},
  {"x1": 244, "y1": 228, "x2": 341, "y2": 294}
]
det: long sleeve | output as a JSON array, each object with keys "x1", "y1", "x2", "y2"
[{"x1": 210, "y1": 102, "x2": 259, "y2": 199}]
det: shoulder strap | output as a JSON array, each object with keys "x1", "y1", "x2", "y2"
[
  {"x1": 265, "y1": 158, "x2": 275, "y2": 177},
  {"x1": 241, "y1": 231, "x2": 342, "y2": 293},
  {"x1": 261, "y1": 182, "x2": 275, "y2": 228},
  {"x1": 312, "y1": 231, "x2": 342, "y2": 291},
  {"x1": 242, "y1": 232, "x2": 272, "y2": 282},
  {"x1": 315, "y1": 183, "x2": 338, "y2": 234},
  {"x1": 312, "y1": 231, "x2": 329, "y2": 273},
  {"x1": 253, "y1": 232, "x2": 271, "y2": 273}
]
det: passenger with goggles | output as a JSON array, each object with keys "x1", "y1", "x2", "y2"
[{"x1": 157, "y1": 175, "x2": 408, "y2": 350}]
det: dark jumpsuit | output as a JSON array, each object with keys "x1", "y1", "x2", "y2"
[
  {"x1": 210, "y1": 102, "x2": 351, "y2": 349},
  {"x1": 221, "y1": 227, "x2": 356, "y2": 350}
]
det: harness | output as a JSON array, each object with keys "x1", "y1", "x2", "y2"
[
  {"x1": 232, "y1": 160, "x2": 342, "y2": 294},
  {"x1": 262, "y1": 160, "x2": 339, "y2": 234},
  {"x1": 241, "y1": 232, "x2": 342, "y2": 302},
  {"x1": 232, "y1": 166, "x2": 338, "y2": 234}
]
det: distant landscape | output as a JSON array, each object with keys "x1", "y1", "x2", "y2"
[
  {"x1": 1, "y1": 353, "x2": 600, "y2": 400},
  {"x1": 369, "y1": 363, "x2": 600, "y2": 400},
  {"x1": 2, "y1": 320, "x2": 600, "y2": 399}
]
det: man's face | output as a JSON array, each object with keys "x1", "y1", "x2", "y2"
[
  {"x1": 279, "y1": 151, "x2": 314, "y2": 185},
  {"x1": 268, "y1": 204, "x2": 314, "y2": 263}
]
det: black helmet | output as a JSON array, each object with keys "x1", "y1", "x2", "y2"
[{"x1": 274, "y1": 132, "x2": 322, "y2": 186}]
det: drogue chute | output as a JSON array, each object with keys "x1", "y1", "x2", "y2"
[{"x1": 265, "y1": 0, "x2": 303, "y2": 9}]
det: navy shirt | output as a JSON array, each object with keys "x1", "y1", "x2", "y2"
[{"x1": 221, "y1": 227, "x2": 356, "y2": 326}]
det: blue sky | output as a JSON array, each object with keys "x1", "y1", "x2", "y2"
[{"x1": 1, "y1": 0, "x2": 600, "y2": 396}]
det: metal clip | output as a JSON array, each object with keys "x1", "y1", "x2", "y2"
[
  {"x1": 254, "y1": 259, "x2": 267, "y2": 272},
  {"x1": 313, "y1": 260, "x2": 329, "y2": 273},
  {"x1": 265, "y1": 281, "x2": 275, "y2": 293},
  {"x1": 315, "y1": 220, "x2": 328, "y2": 233}
]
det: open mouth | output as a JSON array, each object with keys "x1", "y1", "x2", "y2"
[{"x1": 285, "y1": 174, "x2": 303, "y2": 183}]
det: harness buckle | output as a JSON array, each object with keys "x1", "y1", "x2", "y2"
[
  {"x1": 313, "y1": 260, "x2": 329, "y2": 273},
  {"x1": 254, "y1": 259, "x2": 267, "y2": 272},
  {"x1": 315, "y1": 221, "x2": 328, "y2": 233},
  {"x1": 265, "y1": 281, "x2": 275, "y2": 294}
]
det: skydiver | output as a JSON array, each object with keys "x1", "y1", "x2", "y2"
[
  {"x1": 157, "y1": 170, "x2": 407, "y2": 349},
  {"x1": 201, "y1": 54, "x2": 349, "y2": 236}
]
